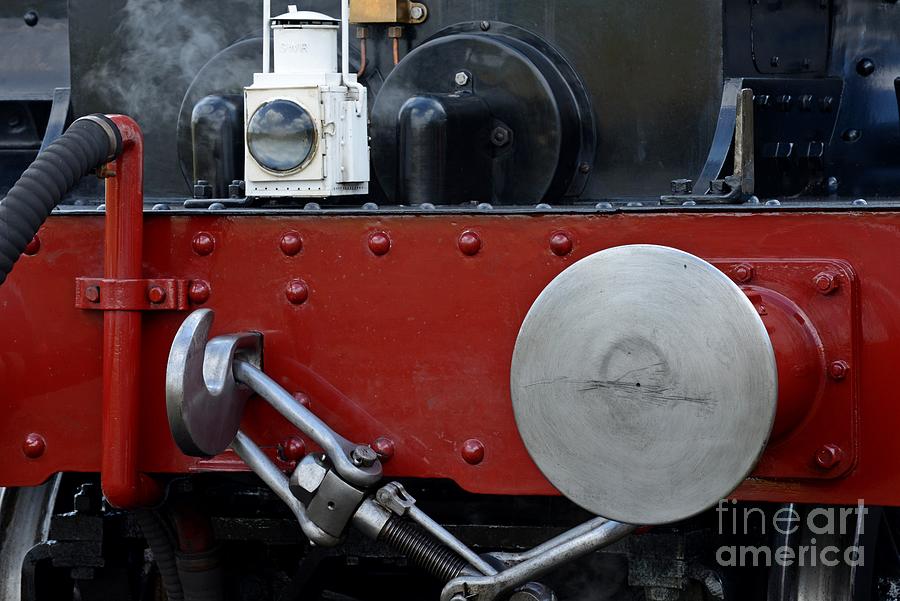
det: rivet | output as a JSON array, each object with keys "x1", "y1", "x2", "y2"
[
  {"x1": 278, "y1": 436, "x2": 306, "y2": 463},
  {"x1": 856, "y1": 58, "x2": 875, "y2": 77},
  {"x1": 293, "y1": 391, "x2": 311, "y2": 409},
  {"x1": 828, "y1": 360, "x2": 850, "y2": 381},
  {"x1": 368, "y1": 232, "x2": 391, "y2": 256},
  {"x1": 461, "y1": 439, "x2": 485, "y2": 465},
  {"x1": 23, "y1": 235, "x2": 41, "y2": 256},
  {"x1": 814, "y1": 444, "x2": 844, "y2": 470},
  {"x1": 280, "y1": 231, "x2": 303, "y2": 256},
  {"x1": 549, "y1": 232, "x2": 574, "y2": 256},
  {"x1": 372, "y1": 437, "x2": 395, "y2": 462},
  {"x1": 147, "y1": 286, "x2": 167, "y2": 304},
  {"x1": 814, "y1": 272, "x2": 840, "y2": 294},
  {"x1": 458, "y1": 231, "x2": 482, "y2": 256},
  {"x1": 733, "y1": 264, "x2": 754, "y2": 283},
  {"x1": 286, "y1": 279, "x2": 309, "y2": 305},
  {"x1": 188, "y1": 280, "x2": 211, "y2": 305},
  {"x1": 84, "y1": 286, "x2": 101, "y2": 303},
  {"x1": 192, "y1": 232, "x2": 215, "y2": 256},
  {"x1": 22, "y1": 433, "x2": 46, "y2": 459},
  {"x1": 842, "y1": 129, "x2": 861, "y2": 143}
]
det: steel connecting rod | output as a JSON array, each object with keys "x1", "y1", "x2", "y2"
[{"x1": 233, "y1": 360, "x2": 381, "y2": 488}]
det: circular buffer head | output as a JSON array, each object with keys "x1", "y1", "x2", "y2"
[{"x1": 510, "y1": 245, "x2": 777, "y2": 525}]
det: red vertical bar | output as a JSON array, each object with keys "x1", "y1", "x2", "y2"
[{"x1": 100, "y1": 115, "x2": 160, "y2": 508}]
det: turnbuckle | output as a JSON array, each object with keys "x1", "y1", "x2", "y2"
[{"x1": 165, "y1": 309, "x2": 635, "y2": 600}]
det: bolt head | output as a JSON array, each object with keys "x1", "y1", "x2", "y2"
[
  {"x1": 368, "y1": 232, "x2": 391, "y2": 256},
  {"x1": 458, "y1": 231, "x2": 482, "y2": 256},
  {"x1": 192, "y1": 232, "x2": 215, "y2": 256},
  {"x1": 351, "y1": 445, "x2": 379, "y2": 468},
  {"x1": 280, "y1": 231, "x2": 303, "y2": 256},
  {"x1": 829, "y1": 360, "x2": 850, "y2": 381},
  {"x1": 289, "y1": 455, "x2": 328, "y2": 504},
  {"x1": 23, "y1": 235, "x2": 41, "y2": 256},
  {"x1": 410, "y1": 5, "x2": 425, "y2": 20},
  {"x1": 733, "y1": 264, "x2": 754, "y2": 283},
  {"x1": 147, "y1": 286, "x2": 166, "y2": 304},
  {"x1": 814, "y1": 272, "x2": 840, "y2": 294},
  {"x1": 286, "y1": 279, "x2": 309, "y2": 305},
  {"x1": 814, "y1": 444, "x2": 844, "y2": 470},
  {"x1": 454, "y1": 71, "x2": 469, "y2": 86},
  {"x1": 84, "y1": 286, "x2": 101, "y2": 303},
  {"x1": 22, "y1": 433, "x2": 46, "y2": 459},
  {"x1": 278, "y1": 436, "x2": 306, "y2": 463},
  {"x1": 490, "y1": 126, "x2": 510, "y2": 147},
  {"x1": 372, "y1": 437, "x2": 395, "y2": 462},
  {"x1": 461, "y1": 439, "x2": 485, "y2": 465},
  {"x1": 188, "y1": 280, "x2": 211, "y2": 305},
  {"x1": 549, "y1": 232, "x2": 574, "y2": 256}
]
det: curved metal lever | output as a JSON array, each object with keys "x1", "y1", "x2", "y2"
[{"x1": 166, "y1": 309, "x2": 262, "y2": 457}]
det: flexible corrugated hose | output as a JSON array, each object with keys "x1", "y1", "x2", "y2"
[
  {"x1": 0, "y1": 114, "x2": 120, "y2": 286},
  {"x1": 136, "y1": 510, "x2": 185, "y2": 601}
]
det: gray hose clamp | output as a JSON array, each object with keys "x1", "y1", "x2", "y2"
[{"x1": 73, "y1": 114, "x2": 122, "y2": 163}]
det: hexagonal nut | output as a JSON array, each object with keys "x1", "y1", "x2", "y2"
[{"x1": 289, "y1": 455, "x2": 329, "y2": 505}]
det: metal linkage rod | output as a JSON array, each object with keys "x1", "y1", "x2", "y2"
[
  {"x1": 230, "y1": 430, "x2": 338, "y2": 547},
  {"x1": 441, "y1": 521, "x2": 636, "y2": 601},
  {"x1": 406, "y1": 505, "x2": 498, "y2": 576},
  {"x1": 233, "y1": 361, "x2": 381, "y2": 487}
]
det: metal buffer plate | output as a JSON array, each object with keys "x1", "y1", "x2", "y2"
[{"x1": 510, "y1": 245, "x2": 778, "y2": 525}]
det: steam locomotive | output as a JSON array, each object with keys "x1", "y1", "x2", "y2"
[{"x1": 1, "y1": 0, "x2": 899, "y2": 599}]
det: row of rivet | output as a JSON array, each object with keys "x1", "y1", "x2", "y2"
[
  {"x1": 275, "y1": 433, "x2": 485, "y2": 466},
  {"x1": 190, "y1": 230, "x2": 577, "y2": 259},
  {"x1": 23, "y1": 401, "x2": 487, "y2": 467},
  {"x1": 729, "y1": 262, "x2": 850, "y2": 471}
]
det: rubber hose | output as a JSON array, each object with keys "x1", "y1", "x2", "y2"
[
  {"x1": 136, "y1": 510, "x2": 185, "y2": 601},
  {"x1": 0, "y1": 115, "x2": 120, "y2": 286}
]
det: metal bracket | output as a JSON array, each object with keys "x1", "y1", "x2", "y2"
[
  {"x1": 662, "y1": 86, "x2": 755, "y2": 205},
  {"x1": 349, "y1": 0, "x2": 428, "y2": 24},
  {"x1": 75, "y1": 277, "x2": 191, "y2": 311}
]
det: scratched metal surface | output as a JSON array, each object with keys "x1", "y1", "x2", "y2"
[{"x1": 510, "y1": 245, "x2": 778, "y2": 524}]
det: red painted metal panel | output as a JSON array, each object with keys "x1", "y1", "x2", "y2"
[{"x1": 0, "y1": 211, "x2": 896, "y2": 506}]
